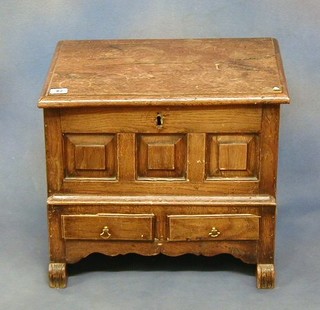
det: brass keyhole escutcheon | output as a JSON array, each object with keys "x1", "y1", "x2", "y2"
[
  {"x1": 209, "y1": 227, "x2": 220, "y2": 238},
  {"x1": 100, "y1": 226, "x2": 111, "y2": 239},
  {"x1": 156, "y1": 113, "x2": 164, "y2": 128}
]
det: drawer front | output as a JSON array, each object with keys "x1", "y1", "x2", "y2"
[
  {"x1": 62, "y1": 214, "x2": 154, "y2": 241},
  {"x1": 167, "y1": 214, "x2": 260, "y2": 241}
]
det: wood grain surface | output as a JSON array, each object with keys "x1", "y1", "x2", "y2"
[{"x1": 39, "y1": 38, "x2": 289, "y2": 107}]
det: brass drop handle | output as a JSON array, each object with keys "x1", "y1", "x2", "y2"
[
  {"x1": 208, "y1": 227, "x2": 221, "y2": 238},
  {"x1": 100, "y1": 226, "x2": 111, "y2": 239}
]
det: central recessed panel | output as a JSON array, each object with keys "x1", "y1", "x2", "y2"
[
  {"x1": 147, "y1": 144, "x2": 175, "y2": 170},
  {"x1": 137, "y1": 134, "x2": 187, "y2": 179}
]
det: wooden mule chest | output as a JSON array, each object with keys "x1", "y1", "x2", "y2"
[{"x1": 38, "y1": 38, "x2": 290, "y2": 288}]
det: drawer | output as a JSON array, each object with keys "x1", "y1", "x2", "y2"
[
  {"x1": 60, "y1": 107, "x2": 262, "y2": 133},
  {"x1": 167, "y1": 214, "x2": 260, "y2": 241},
  {"x1": 62, "y1": 214, "x2": 155, "y2": 241}
]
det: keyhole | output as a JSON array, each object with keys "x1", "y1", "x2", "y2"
[{"x1": 156, "y1": 113, "x2": 164, "y2": 128}]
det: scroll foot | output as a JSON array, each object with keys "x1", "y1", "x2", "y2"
[
  {"x1": 49, "y1": 263, "x2": 67, "y2": 288},
  {"x1": 256, "y1": 264, "x2": 275, "y2": 289}
]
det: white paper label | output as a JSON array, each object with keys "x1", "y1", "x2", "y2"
[{"x1": 49, "y1": 88, "x2": 68, "y2": 95}]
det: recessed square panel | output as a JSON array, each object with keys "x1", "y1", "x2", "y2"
[
  {"x1": 207, "y1": 134, "x2": 259, "y2": 179},
  {"x1": 147, "y1": 144, "x2": 175, "y2": 170},
  {"x1": 75, "y1": 145, "x2": 106, "y2": 170},
  {"x1": 218, "y1": 143, "x2": 248, "y2": 171},
  {"x1": 64, "y1": 134, "x2": 117, "y2": 179},
  {"x1": 137, "y1": 134, "x2": 187, "y2": 179}
]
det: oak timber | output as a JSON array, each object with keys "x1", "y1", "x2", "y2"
[{"x1": 39, "y1": 38, "x2": 290, "y2": 289}]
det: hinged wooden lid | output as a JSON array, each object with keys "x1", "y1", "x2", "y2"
[{"x1": 38, "y1": 38, "x2": 290, "y2": 108}]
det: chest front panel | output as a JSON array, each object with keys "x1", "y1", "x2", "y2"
[{"x1": 44, "y1": 104, "x2": 278, "y2": 197}]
